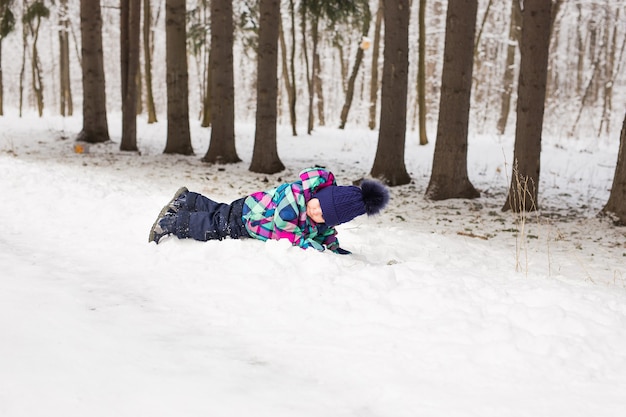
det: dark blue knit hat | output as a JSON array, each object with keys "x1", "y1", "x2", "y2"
[{"x1": 314, "y1": 179, "x2": 390, "y2": 227}]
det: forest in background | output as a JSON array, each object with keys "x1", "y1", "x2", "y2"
[
  {"x1": 0, "y1": 0, "x2": 624, "y2": 139},
  {"x1": 1, "y1": 0, "x2": 626, "y2": 222}
]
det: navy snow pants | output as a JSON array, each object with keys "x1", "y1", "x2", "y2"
[{"x1": 174, "y1": 192, "x2": 250, "y2": 241}]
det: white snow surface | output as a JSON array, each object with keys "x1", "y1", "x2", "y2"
[{"x1": 1, "y1": 114, "x2": 626, "y2": 417}]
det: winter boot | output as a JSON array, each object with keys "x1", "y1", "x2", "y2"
[
  {"x1": 148, "y1": 187, "x2": 187, "y2": 243},
  {"x1": 167, "y1": 187, "x2": 189, "y2": 213},
  {"x1": 148, "y1": 211, "x2": 178, "y2": 244}
]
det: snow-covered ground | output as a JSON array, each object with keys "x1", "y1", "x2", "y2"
[{"x1": 1, "y1": 113, "x2": 625, "y2": 417}]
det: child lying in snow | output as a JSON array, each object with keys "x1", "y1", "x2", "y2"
[{"x1": 148, "y1": 167, "x2": 389, "y2": 254}]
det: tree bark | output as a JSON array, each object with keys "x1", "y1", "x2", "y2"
[
  {"x1": 18, "y1": 3, "x2": 26, "y2": 117},
  {"x1": 416, "y1": 0, "x2": 428, "y2": 145},
  {"x1": 305, "y1": 14, "x2": 318, "y2": 134},
  {"x1": 164, "y1": 0, "x2": 193, "y2": 154},
  {"x1": 203, "y1": 0, "x2": 240, "y2": 163},
  {"x1": 0, "y1": 38, "x2": 3, "y2": 115},
  {"x1": 0, "y1": 0, "x2": 14, "y2": 116},
  {"x1": 121, "y1": 0, "x2": 141, "y2": 151},
  {"x1": 25, "y1": 3, "x2": 46, "y2": 117},
  {"x1": 496, "y1": 0, "x2": 521, "y2": 135},
  {"x1": 502, "y1": 0, "x2": 552, "y2": 212},
  {"x1": 425, "y1": 0, "x2": 479, "y2": 200},
  {"x1": 602, "y1": 113, "x2": 626, "y2": 225},
  {"x1": 370, "y1": 0, "x2": 411, "y2": 186},
  {"x1": 314, "y1": 50, "x2": 325, "y2": 126},
  {"x1": 201, "y1": 46, "x2": 212, "y2": 127},
  {"x1": 339, "y1": 3, "x2": 371, "y2": 130},
  {"x1": 279, "y1": 18, "x2": 295, "y2": 135},
  {"x1": 58, "y1": 0, "x2": 72, "y2": 116},
  {"x1": 368, "y1": 1, "x2": 383, "y2": 131},
  {"x1": 288, "y1": 0, "x2": 297, "y2": 136},
  {"x1": 249, "y1": 0, "x2": 284, "y2": 174},
  {"x1": 77, "y1": 0, "x2": 110, "y2": 143},
  {"x1": 143, "y1": 0, "x2": 157, "y2": 123}
]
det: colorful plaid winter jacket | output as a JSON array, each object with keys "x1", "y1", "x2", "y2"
[{"x1": 242, "y1": 168, "x2": 341, "y2": 252}]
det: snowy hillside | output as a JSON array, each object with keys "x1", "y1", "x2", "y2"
[{"x1": 1, "y1": 114, "x2": 625, "y2": 417}]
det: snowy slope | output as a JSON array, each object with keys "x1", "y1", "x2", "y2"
[{"x1": 1, "y1": 114, "x2": 625, "y2": 417}]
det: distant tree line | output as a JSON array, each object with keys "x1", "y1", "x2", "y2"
[{"x1": 0, "y1": 0, "x2": 625, "y2": 223}]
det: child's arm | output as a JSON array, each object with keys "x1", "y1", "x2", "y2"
[{"x1": 319, "y1": 228, "x2": 351, "y2": 255}]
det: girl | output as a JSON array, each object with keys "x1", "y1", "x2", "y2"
[{"x1": 149, "y1": 167, "x2": 389, "y2": 254}]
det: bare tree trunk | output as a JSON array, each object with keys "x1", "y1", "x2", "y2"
[
  {"x1": 339, "y1": 3, "x2": 371, "y2": 130},
  {"x1": 120, "y1": 0, "x2": 141, "y2": 151},
  {"x1": 279, "y1": 18, "x2": 295, "y2": 134},
  {"x1": 24, "y1": 3, "x2": 46, "y2": 117},
  {"x1": 250, "y1": 0, "x2": 284, "y2": 174},
  {"x1": 19, "y1": 2, "x2": 25, "y2": 117},
  {"x1": 0, "y1": 36, "x2": 4, "y2": 116},
  {"x1": 199, "y1": 0, "x2": 211, "y2": 127},
  {"x1": 136, "y1": 64, "x2": 143, "y2": 115},
  {"x1": 0, "y1": 39, "x2": 3, "y2": 115},
  {"x1": 416, "y1": 0, "x2": 428, "y2": 145},
  {"x1": 314, "y1": 50, "x2": 325, "y2": 126},
  {"x1": 58, "y1": 0, "x2": 72, "y2": 116},
  {"x1": 203, "y1": 0, "x2": 240, "y2": 163},
  {"x1": 0, "y1": 0, "x2": 13, "y2": 116},
  {"x1": 598, "y1": 7, "x2": 623, "y2": 137},
  {"x1": 31, "y1": 35, "x2": 44, "y2": 116},
  {"x1": 201, "y1": 47, "x2": 211, "y2": 127},
  {"x1": 569, "y1": 46, "x2": 603, "y2": 137},
  {"x1": 288, "y1": 0, "x2": 297, "y2": 136},
  {"x1": 602, "y1": 113, "x2": 626, "y2": 224},
  {"x1": 473, "y1": 0, "x2": 493, "y2": 57},
  {"x1": 143, "y1": 0, "x2": 157, "y2": 123},
  {"x1": 305, "y1": 14, "x2": 319, "y2": 134},
  {"x1": 336, "y1": 43, "x2": 346, "y2": 91},
  {"x1": 588, "y1": 4, "x2": 599, "y2": 104},
  {"x1": 503, "y1": 0, "x2": 552, "y2": 212},
  {"x1": 370, "y1": 0, "x2": 411, "y2": 186},
  {"x1": 368, "y1": 0, "x2": 383, "y2": 131},
  {"x1": 496, "y1": 0, "x2": 520, "y2": 135},
  {"x1": 164, "y1": 0, "x2": 193, "y2": 154},
  {"x1": 576, "y1": 4, "x2": 584, "y2": 94},
  {"x1": 425, "y1": 0, "x2": 479, "y2": 200},
  {"x1": 77, "y1": 0, "x2": 110, "y2": 143}
]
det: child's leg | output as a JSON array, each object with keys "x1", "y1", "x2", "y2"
[
  {"x1": 151, "y1": 191, "x2": 250, "y2": 243},
  {"x1": 226, "y1": 198, "x2": 249, "y2": 239},
  {"x1": 176, "y1": 202, "x2": 243, "y2": 241},
  {"x1": 184, "y1": 192, "x2": 221, "y2": 212}
]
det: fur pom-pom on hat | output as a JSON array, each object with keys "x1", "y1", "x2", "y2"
[
  {"x1": 314, "y1": 179, "x2": 390, "y2": 227},
  {"x1": 360, "y1": 179, "x2": 390, "y2": 215}
]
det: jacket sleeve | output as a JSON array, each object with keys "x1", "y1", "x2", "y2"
[
  {"x1": 272, "y1": 197, "x2": 340, "y2": 252},
  {"x1": 270, "y1": 184, "x2": 318, "y2": 248},
  {"x1": 300, "y1": 226, "x2": 341, "y2": 252}
]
